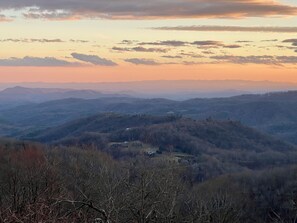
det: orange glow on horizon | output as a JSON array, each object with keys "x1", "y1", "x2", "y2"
[{"x1": 1, "y1": 64, "x2": 297, "y2": 83}]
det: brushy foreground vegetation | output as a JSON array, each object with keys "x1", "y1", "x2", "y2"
[{"x1": 1, "y1": 139, "x2": 297, "y2": 223}]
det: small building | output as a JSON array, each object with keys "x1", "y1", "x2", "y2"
[{"x1": 145, "y1": 150, "x2": 157, "y2": 157}]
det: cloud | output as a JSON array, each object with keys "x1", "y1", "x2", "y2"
[
  {"x1": 283, "y1": 39, "x2": 297, "y2": 46},
  {"x1": 138, "y1": 40, "x2": 241, "y2": 49},
  {"x1": 236, "y1": 41, "x2": 254, "y2": 43},
  {"x1": 1, "y1": 0, "x2": 296, "y2": 20},
  {"x1": 153, "y1": 25, "x2": 297, "y2": 33},
  {"x1": 192, "y1": 41, "x2": 223, "y2": 46},
  {"x1": 182, "y1": 61, "x2": 205, "y2": 65},
  {"x1": 120, "y1": 40, "x2": 138, "y2": 45},
  {"x1": 112, "y1": 46, "x2": 169, "y2": 53},
  {"x1": 223, "y1": 44, "x2": 242, "y2": 49},
  {"x1": 283, "y1": 39, "x2": 297, "y2": 43},
  {"x1": 211, "y1": 55, "x2": 297, "y2": 65},
  {"x1": 162, "y1": 55, "x2": 183, "y2": 59},
  {"x1": 71, "y1": 53, "x2": 117, "y2": 66},
  {"x1": 131, "y1": 47, "x2": 168, "y2": 53},
  {"x1": 0, "y1": 38, "x2": 64, "y2": 43},
  {"x1": 261, "y1": 39, "x2": 278, "y2": 42},
  {"x1": 211, "y1": 55, "x2": 277, "y2": 65},
  {"x1": 0, "y1": 56, "x2": 80, "y2": 67},
  {"x1": 282, "y1": 39, "x2": 297, "y2": 52},
  {"x1": 112, "y1": 47, "x2": 130, "y2": 52},
  {"x1": 0, "y1": 14, "x2": 11, "y2": 22},
  {"x1": 30, "y1": 38, "x2": 64, "y2": 43},
  {"x1": 276, "y1": 56, "x2": 297, "y2": 64},
  {"x1": 0, "y1": 38, "x2": 91, "y2": 43},
  {"x1": 23, "y1": 10, "x2": 74, "y2": 20},
  {"x1": 124, "y1": 58, "x2": 160, "y2": 65},
  {"x1": 139, "y1": 41, "x2": 187, "y2": 47},
  {"x1": 0, "y1": 38, "x2": 20, "y2": 42},
  {"x1": 201, "y1": 51, "x2": 215, "y2": 55},
  {"x1": 191, "y1": 41, "x2": 242, "y2": 49},
  {"x1": 70, "y1": 39, "x2": 89, "y2": 43}
]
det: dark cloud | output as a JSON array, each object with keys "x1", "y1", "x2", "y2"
[
  {"x1": 276, "y1": 56, "x2": 297, "y2": 64},
  {"x1": 192, "y1": 41, "x2": 223, "y2": 46},
  {"x1": 274, "y1": 45, "x2": 287, "y2": 49},
  {"x1": 0, "y1": 38, "x2": 64, "y2": 43},
  {"x1": 191, "y1": 41, "x2": 241, "y2": 49},
  {"x1": 236, "y1": 41, "x2": 254, "y2": 43},
  {"x1": 211, "y1": 55, "x2": 277, "y2": 65},
  {"x1": 71, "y1": 53, "x2": 117, "y2": 66},
  {"x1": 124, "y1": 58, "x2": 160, "y2": 65},
  {"x1": 201, "y1": 51, "x2": 215, "y2": 55},
  {"x1": 132, "y1": 46, "x2": 168, "y2": 53},
  {"x1": 223, "y1": 44, "x2": 242, "y2": 49},
  {"x1": 211, "y1": 55, "x2": 297, "y2": 65},
  {"x1": 0, "y1": 56, "x2": 80, "y2": 67},
  {"x1": 282, "y1": 39, "x2": 297, "y2": 53},
  {"x1": 162, "y1": 55, "x2": 183, "y2": 59},
  {"x1": 283, "y1": 39, "x2": 297, "y2": 46},
  {"x1": 31, "y1": 38, "x2": 64, "y2": 43},
  {"x1": 153, "y1": 25, "x2": 297, "y2": 33},
  {"x1": 283, "y1": 39, "x2": 297, "y2": 43},
  {"x1": 138, "y1": 40, "x2": 241, "y2": 49},
  {"x1": 1, "y1": 0, "x2": 296, "y2": 20},
  {"x1": 139, "y1": 40, "x2": 187, "y2": 47},
  {"x1": 181, "y1": 52, "x2": 205, "y2": 58},
  {"x1": 182, "y1": 61, "x2": 205, "y2": 65},
  {"x1": 112, "y1": 47, "x2": 130, "y2": 52},
  {"x1": 261, "y1": 39, "x2": 278, "y2": 42},
  {"x1": 112, "y1": 46, "x2": 169, "y2": 53}
]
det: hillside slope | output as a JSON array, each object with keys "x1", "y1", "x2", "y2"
[
  {"x1": 1, "y1": 91, "x2": 297, "y2": 144},
  {"x1": 22, "y1": 113, "x2": 297, "y2": 176},
  {"x1": 0, "y1": 86, "x2": 130, "y2": 110}
]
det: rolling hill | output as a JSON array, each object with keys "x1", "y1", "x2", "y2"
[
  {"x1": 1, "y1": 91, "x2": 297, "y2": 144},
  {"x1": 25, "y1": 113, "x2": 293, "y2": 151},
  {"x1": 20, "y1": 113, "x2": 297, "y2": 176},
  {"x1": 0, "y1": 86, "x2": 129, "y2": 110}
]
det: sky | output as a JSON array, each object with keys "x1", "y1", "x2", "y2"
[{"x1": 1, "y1": 0, "x2": 297, "y2": 83}]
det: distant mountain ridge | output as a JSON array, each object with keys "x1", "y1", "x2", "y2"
[
  {"x1": 0, "y1": 80, "x2": 296, "y2": 100},
  {"x1": 1, "y1": 90, "x2": 297, "y2": 144},
  {"x1": 0, "y1": 86, "x2": 130, "y2": 109}
]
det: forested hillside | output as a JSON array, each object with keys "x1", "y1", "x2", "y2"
[
  {"x1": 11, "y1": 113, "x2": 294, "y2": 180},
  {"x1": 1, "y1": 92, "x2": 297, "y2": 222},
  {"x1": 1, "y1": 91, "x2": 297, "y2": 144}
]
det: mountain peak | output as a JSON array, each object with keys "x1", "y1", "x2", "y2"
[{"x1": 1, "y1": 86, "x2": 38, "y2": 94}]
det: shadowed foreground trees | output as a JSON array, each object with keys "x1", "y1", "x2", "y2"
[{"x1": 1, "y1": 141, "x2": 297, "y2": 222}]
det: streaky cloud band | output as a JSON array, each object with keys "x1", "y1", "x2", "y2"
[{"x1": 153, "y1": 26, "x2": 297, "y2": 33}]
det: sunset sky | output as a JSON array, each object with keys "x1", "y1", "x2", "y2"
[{"x1": 1, "y1": 0, "x2": 297, "y2": 83}]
